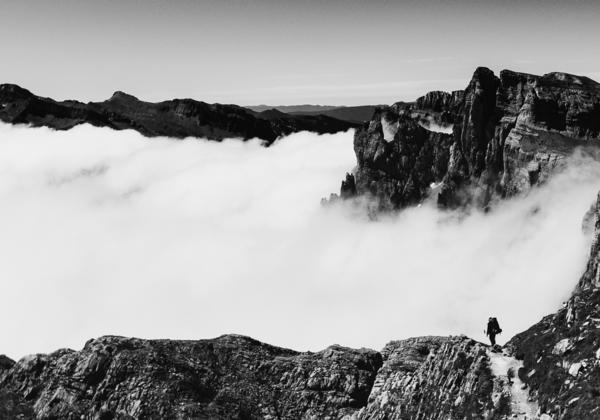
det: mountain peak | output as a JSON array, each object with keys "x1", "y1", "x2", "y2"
[
  {"x1": 0, "y1": 83, "x2": 34, "y2": 100},
  {"x1": 108, "y1": 91, "x2": 139, "y2": 102}
]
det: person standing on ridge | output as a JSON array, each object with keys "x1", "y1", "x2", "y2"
[{"x1": 485, "y1": 317, "x2": 502, "y2": 346}]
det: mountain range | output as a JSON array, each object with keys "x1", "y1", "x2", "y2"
[
  {"x1": 247, "y1": 105, "x2": 382, "y2": 124},
  {"x1": 0, "y1": 85, "x2": 360, "y2": 145}
]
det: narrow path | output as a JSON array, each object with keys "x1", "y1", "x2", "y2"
[{"x1": 488, "y1": 349, "x2": 540, "y2": 419}]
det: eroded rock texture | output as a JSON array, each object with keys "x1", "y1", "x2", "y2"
[
  {"x1": 0, "y1": 85, "x2": 358, "y2": 144},
  {"x1": 334, "y1": 67, "x2": 600, "y2": 209},
  {"x1": 0, "y1": 335, "x2": 381, "y2": 419},
  {"x1": 0, "y1": 334, "x2": 516, "y2": 420},
  {"x1": 350, "y1": 336, "x2": 502, "y2": 420}
]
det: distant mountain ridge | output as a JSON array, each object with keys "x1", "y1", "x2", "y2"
[
  {"x1": 0, "y1": 85, "x2": 359, "y2": 144},
  {"x1": 247, "y1": 104, "x2": 341, "y2": 113},
  {"x1": 248, "y1": 104, "x2": 382, "y2": 123}
]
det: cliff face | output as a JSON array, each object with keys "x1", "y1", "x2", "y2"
[
  {"x1": 0, "y1": 85, "x2": 358, "y2": 144},
  {"x1": 334, "y1": 67, "x2": 600, "y2": 209}
]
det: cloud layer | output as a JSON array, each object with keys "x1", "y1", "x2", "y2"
[{"x1": 0, "y1": 122, "x2": 598, "y2": 359}]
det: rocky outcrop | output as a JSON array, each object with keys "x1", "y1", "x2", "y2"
[
  {"x1": 332, "y1": 67, "x2": 600, "y2": 209},
  {"x1": 347, "y1": 110, "x2": 455, "y2": 209},
  {"x1": 352, "y1": 336, "x2": 502, "y2": 420},
  {"x1": 0, "y1": 334, "x2": 518, "y2": 420},
  {"x1": 0, "y1": 335, "x2": 381, "y2": 419},
  {"x1": 0, "y1": 85, "x2": 358, "y2": 144}
]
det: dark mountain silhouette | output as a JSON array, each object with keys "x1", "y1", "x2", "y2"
[
  {"x1": 248, "y1": 104, "x2": 340, "y2": 114},
  {"x1": 255, "y1": 108, "x2": 360, "y2": 136},
  {"x1": 0, "y1": 85, "x2": 358, "y2": 144},
  {"x1": 290, "y1": 105, "x2": 382, "y2": 123},
  {"x1": 248, "y1": 104, "x2": 382, "y2": 123}
]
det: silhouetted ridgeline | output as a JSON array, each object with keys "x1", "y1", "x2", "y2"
[
  {"x1": 247, "y1": 104, "x2": 382, "y2": 124},
  {"x1": 0, "y1": 85, "x2": 359, "y2": 144}
]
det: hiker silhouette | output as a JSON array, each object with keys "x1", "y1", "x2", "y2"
[{"x1": 485, "y1": 317, "x2": 502, "y2": 346}]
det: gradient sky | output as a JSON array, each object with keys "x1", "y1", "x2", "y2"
[{"x1": 1, "y1": 0, "x2": 599, "y2": 105}]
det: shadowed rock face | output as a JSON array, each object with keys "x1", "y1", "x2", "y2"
[
  {"x1": 351, "y1": 111, "x2": 454, "y2": 209},
  {"x1": 0, "y1": 85, "x2": 358, "y2": 144},
  {"x1": 333, "y1": 67, "x2": 600, "y2": 210}
]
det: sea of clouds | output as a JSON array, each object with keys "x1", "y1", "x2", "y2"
[{"x1": 1, "y1": 122, "x2": 599, "y2": 359}]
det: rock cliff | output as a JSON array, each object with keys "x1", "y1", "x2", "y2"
[
  {"x1": 332, "y1": 68, "x2": 600, "y2": 209},
  {"x1": 0, "y1": 85, "x2": 358, "y2": 144}
]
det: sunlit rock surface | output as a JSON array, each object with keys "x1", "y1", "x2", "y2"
[
  {"x1": 1, "y1": 335, "x2": 515, "y2": 420},
  {"x1": 350, "y1": 336, "x2": 502, "y2": 420},
  {"x1": 0, "y1": 335, "x2": 382, "y2": 419}
]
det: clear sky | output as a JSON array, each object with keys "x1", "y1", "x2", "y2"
[{"x1": 1, "y1": 0, "x2": 599, "y2": 105}]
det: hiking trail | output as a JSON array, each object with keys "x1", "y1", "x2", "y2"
[{"x1": 488, "y1": 349, "x2": 541, "y2": 419}]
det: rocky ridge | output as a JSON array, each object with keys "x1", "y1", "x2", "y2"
[
  {"x1": 0, "y1": 335, "x2": 513, "y2": 420},
  {"x1": 0, "y1": 85, "x2": 358, "y2": 144},
  {"x1": 330, "y1": 67, "x2": 600, "y2": 210}
]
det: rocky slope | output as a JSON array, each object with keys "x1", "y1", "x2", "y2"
[
  {"x1": 0, "y1": 85, "x2": 358, "y2": 144},
  {"x1": 331, "y1": 67, "x2": 600, "y2": 210},
  {"x1": 0, "y1": 334, "x2": 514, "y2": 420}
]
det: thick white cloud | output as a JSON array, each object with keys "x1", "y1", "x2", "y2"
[{"x1": 0, "y1": 122, "x2": 598, "y2": 359}]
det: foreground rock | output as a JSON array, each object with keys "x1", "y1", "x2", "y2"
[
  {"x1": 331, "y1": 67, "x2": 600, "y2": 209},
  {"x1": 0, "y1": 334, "x2": 514, "y2": 420},
  {"x1": 0, "y1": 85, "x2": 358, "y2": 144},
  {"x1": 0, "y1": 335, "x2": 381, "y2": 419}
]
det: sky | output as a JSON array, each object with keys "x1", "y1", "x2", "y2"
[
  {"x1": 1, "y1": 0, "x2": 599, "y2": 105},
  {"x1": 1, "y1": 123, "x2": 599, "y2": 359}
]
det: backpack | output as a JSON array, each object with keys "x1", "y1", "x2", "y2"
[{"x1": 491, "y1": 317, "x2": 502, "y2": 334}]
